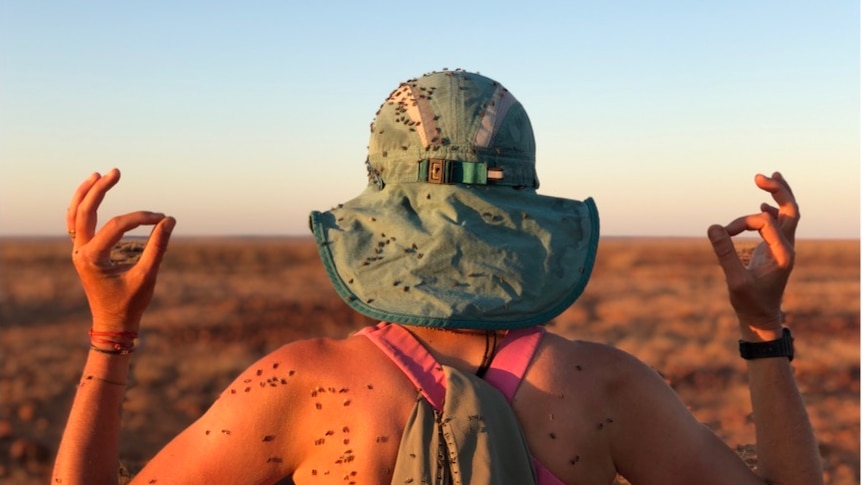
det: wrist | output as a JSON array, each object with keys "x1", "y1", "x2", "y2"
[
  {"x1": 739, "y1": 325, "x2": 784, "y2": 342},
  {"x1": 89, "y1": 328, "x2": 137, "y2": 355},
  {"x1": 738, "y1": 312, "x2": 784, "y2": 342},
  {"x1": 90, "y1": 311, "x2": 142, "y2": 331}
]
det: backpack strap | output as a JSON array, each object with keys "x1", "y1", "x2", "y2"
[
  {"x1": 357, "y1": 322, "x2": 446, "y2": 410},
  {"x1": 482, "y1": 326, "x2": 545, "y2": 403},
  {"x1": 360, "y1": 323, "x2": 558, "y2": 485},
  {"x1": 358, "y1": 323, "x2": 545, "y2": 407}
]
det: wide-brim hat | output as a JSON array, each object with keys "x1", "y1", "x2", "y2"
[{"x1": 309, "y1": 70, "x2": 599, "y2": 330}]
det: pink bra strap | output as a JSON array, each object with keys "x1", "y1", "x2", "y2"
[
  {"x1": 534, "y1": 456, "x2": 566, "y2": 485},
  {"x1": 357, "y1": 323, "x2": 446, "y2": 410},
  {"x1": 482, "y1": 326, "x2": 545, "y2": 403},
  {"x1": 358, "y1": 323, "x2": 545, "y2": 408}
]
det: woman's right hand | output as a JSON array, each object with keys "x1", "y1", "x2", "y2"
[
  {"x1": 67, "y1": 168, "x2": 176, "y2": 332},
  {"x1": 707, "y1": 172, "x2": 799, "y2": 341}
]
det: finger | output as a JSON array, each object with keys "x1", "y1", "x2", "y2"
[
  {"x1": 75, "y1": 169, "x2": 122, "y2": 246},
  {"x1": 771, "y1": 171, "x2": 795, "y2": 198},
  {"x1": 86, "y1": 211, "x2": 167, "y2": 263},
  {"x1": 754, "y1": 172, "x2": 799, "y2": 243},
  {"x1": 760, "y1": 203, "x2": 779, "y2": 219},
  {"x1": 754, "y1": 172, "x2": 795, "y2": 204},
  {"x1": 67, "y1": 172, "x2": 102, "y2": 241},
  {"x1": 707, "y1": 224, "x2": 748, "y2": 287},
  {"x1": 136, "y1": 217, "x2": 176, "y2": 278},
  {"x1": 725, "y1": 213, "x2": 793, "y2": 268}
]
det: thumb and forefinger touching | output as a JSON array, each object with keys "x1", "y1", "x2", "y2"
[
  {"x1": 67, "y1": 169, "x2": 175, "y2": 274},
  {"x1": 708, "y1": 172, "x2": 799, "y2": 280}
]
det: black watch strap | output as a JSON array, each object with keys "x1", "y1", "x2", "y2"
[{"x1": 739, "y1": 327, "x2": 794, "y2": 361}]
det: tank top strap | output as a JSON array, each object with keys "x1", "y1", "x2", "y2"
[
  {"x1": 483, "y1": 326, "x2": 546, "y2": 403},
  {"x1": 356, "y1": 322, "x2": 446, "y2": 410}
]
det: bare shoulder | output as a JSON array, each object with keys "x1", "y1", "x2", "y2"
[
  {"x1": 229, "y1": 333, "x2": 408, "y2": 411},
  {"x1": 525, "y1": 331, "x2": 674, "y2": 435},
  {"x1": 136, "y1": 332, "x2": 414, "y2": 484},
  {"x1": 533, "y1": 331, "x2": 664, "y2": 390},
  {"x1": 510, "y1": 332, "x2": 669, "y2": 483},
  {"x1": 207, "y1": 336, "x2": 365, "y2": 407},
  {"x1": 264, "y1": 332, "x2": 402, "y2": 381},
  {"x1": 534, "y1": 332, "x2": 685, "y2": 434},
  {"x1": 533, "y1": 332, "x2": 761, "y2": 485}
]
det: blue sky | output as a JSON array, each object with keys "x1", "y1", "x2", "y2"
[{"x1": 1, "y1": 1, "x2": 858, "y2": 239}]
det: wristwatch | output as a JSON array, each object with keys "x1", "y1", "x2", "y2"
[{"x1": 739, "y1": 328, "x2": 794, "y2": 361}]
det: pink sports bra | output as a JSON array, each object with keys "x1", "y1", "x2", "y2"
[{"x1": 358, "y1": 322, "x2": 566, "y2": 485}]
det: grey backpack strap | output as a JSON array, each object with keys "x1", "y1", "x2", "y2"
[
  {"x1": 391, "y1": 366, "x2": 537, "y2": 485},
  {"x1": 359, "y1": 323, "x2": 537, "y2": 484}
]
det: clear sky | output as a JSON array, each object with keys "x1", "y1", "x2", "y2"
[{"x1": 1, "y1": 1, "x2": 858, "y2": 239}]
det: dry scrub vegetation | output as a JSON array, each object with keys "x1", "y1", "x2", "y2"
[{"x1": 0, "y1": 237, "x2": 858, "y2": 484}]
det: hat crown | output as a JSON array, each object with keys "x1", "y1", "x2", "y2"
[{"x1": 367, "y1": 71, "x2": 538, "y2": 189}]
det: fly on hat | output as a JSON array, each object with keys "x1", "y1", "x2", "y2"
[{"x1": 309, "y1": 70, "x2": 599, "y2": 330}]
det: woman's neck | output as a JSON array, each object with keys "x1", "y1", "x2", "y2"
[{"x1": 405, "y1": 326, "x2": 508, "y2": 376}]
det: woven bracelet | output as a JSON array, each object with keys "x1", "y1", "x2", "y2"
[
  {"x1": 90, "y1": 337, "x2": 136, "y2": 351},
  {"x1": 90, "y1": 345, "x2": 135, "y2": 356}
]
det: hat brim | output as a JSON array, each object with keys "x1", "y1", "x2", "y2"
[{"x1": 310, "y1": 183, "x2": 599, "y2": 330}]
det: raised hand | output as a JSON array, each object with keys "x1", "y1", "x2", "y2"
[
  {"x1": 66, "y1": 169, "x2": 175, "y2": 332},
  {"x1": 707, "y1": 172, "x2": 799, "y2": 340}
]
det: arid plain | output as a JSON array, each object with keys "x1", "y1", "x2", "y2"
[{"x1": 1, "y1": 237, "x2": 858, "y2": 484}]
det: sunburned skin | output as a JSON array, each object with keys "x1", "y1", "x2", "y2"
[{"x1": 127, "y1": 335, "x2": 408, "y2": 484}]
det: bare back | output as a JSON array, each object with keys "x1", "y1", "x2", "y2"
[{"x1": 132, "y1": 326, "x2": 759, "y2": 485}]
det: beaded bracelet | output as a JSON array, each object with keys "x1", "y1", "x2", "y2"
[
  {"x1": 90, "y1": 345, "x2": 135, "y2": 355},
  {"x1": 89, "y1": 329, "x2": 137, "y2": 353},
  {"x1": 90, "y1": 337, "x2": 136, "y2": 351}
]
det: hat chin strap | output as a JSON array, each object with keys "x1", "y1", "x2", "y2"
[
  {"x1": 415, "y1": 327, "x2": 506, "y2": 377},
  {"x1": 475, "y1": 331, "x2": 499, "y2": 378}
]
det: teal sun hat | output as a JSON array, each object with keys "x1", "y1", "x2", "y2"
[{"x1": 309, "y1": 70, "x2": 599, "y2": 330}]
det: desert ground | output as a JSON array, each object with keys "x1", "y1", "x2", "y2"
[{"x1": 0, "y1": 236, "x2": 858, "y2": 484}]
